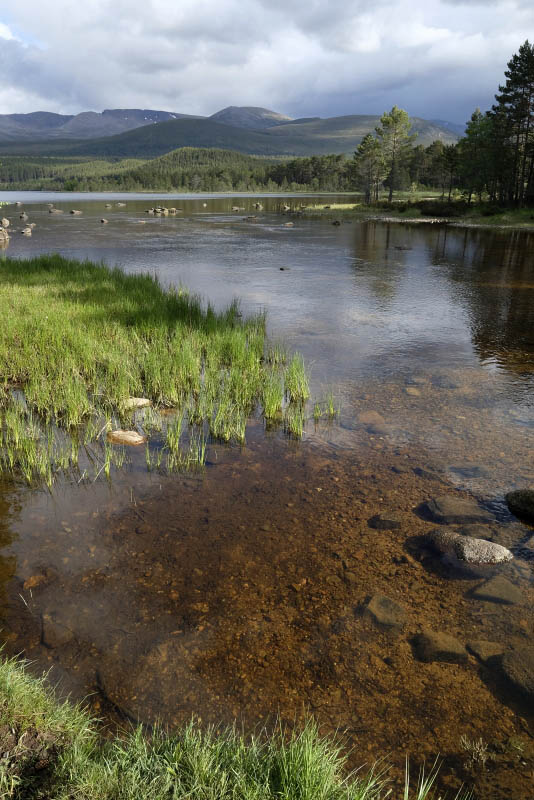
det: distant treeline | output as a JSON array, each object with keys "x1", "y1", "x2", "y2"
[{"x1": 0, "y1": 144, "x2": 459, "y2": 194}]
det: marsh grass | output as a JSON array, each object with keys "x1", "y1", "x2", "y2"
[
  {"x1": 0, "y1": 255, "x2": 309, "y2": 485},
  {"x1": 0, "y1": 656, "x2": 472, "y2": 800}
]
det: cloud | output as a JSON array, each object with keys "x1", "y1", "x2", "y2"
[{"x1": 0, "y1": 0, "x2": 531, "y2": 122}]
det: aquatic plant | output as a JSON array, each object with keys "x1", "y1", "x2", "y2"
[{"x1": 0, "y1": 255, "x2": 309, "y2": 485}]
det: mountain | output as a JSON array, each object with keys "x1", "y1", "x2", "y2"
[
  {"x1": 429, "y1": 119, "x2": 466, "y2": 137},
  {"x1": 0, "y1": 114, "x2": 459, "y2": 159},
  {"x1": 0, "y1": 108, "x2": 201, "y2": 142},
  {"x1": 208, "y1": 106, "x2": 293, "y2": 129}
]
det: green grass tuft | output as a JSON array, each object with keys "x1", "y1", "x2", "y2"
[{"x1": 0, "y1": 255, "x2": 309, "y2": 485}]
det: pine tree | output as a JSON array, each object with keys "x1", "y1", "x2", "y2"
[
  {"x1": 352, "y1": 134, "x2": 387, "y2": 203},
  {"x1": 491, "y1": 40, "x2": 534, "y2": 205},
  {"x1": 375, "y1": 106, "x2": 416, "y2": 201}
]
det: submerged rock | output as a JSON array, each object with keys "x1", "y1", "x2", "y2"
[
  {"x1": 501, "y1": 647, "x2": 534, "y2": 701},
  {"x1": 364, "y1": 594, "x2": 406, "y2": 629},
  {"x1": 41, "y1": 614, "x2": 74, "y2": 649},
  {"x1": 505, "y1": 489, "x2": 534, "y2": 524},
  {"x1": 368, "y1": 513, "x2": 402, "y2": 531},
  {"x1": 107, "y1": 430, "x2": 147, "y2": 446},
  {"x1": 424, "y1": 495, "x2": 494, "y2": 525},
  {"x1": 413, "y1": 630, "x2": 468, "y2": 664},
  {"x1": 358, "y1": 410, "x2": 390, "y2": 435},
  {"x1": 471, "y1": 576, "x2": 522, "y2": 605},
  {"x1": 466, "y1": 640, "x2": 504, "y2": 664}
]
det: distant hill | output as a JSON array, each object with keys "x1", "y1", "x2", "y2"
[
  {"x1": 0, "y1": 108, "x2": 201, "y2": 142},
  {"x1": 0, "y1": 112, "x2": 459, "y2": 159},
  {"x1": 429, "y1": 119, "x2": 466, "y2": 137},
  {"x1": 209, "y1": 106, "x2": 293, "y2": 129}
]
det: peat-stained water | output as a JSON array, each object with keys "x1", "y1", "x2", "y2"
[{"x1": 1, "y1": 193, "x2": 534, "y2": 797}]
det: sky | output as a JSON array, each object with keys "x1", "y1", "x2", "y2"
[{"x1": 0, "y1": 0, "x2": 533, "y2": 123}]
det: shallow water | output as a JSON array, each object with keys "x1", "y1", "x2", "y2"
[{"x1": 1, "y1": 193, "x2": 534, "y2": 796}]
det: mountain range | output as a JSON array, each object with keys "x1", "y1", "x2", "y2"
[{"x1": 0, "y1": 105, "x2": 461, "y2": 158}]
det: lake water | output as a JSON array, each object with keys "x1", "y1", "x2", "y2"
[{"x1": 1, "y1": 192, "x2": 534, "y2": 797}]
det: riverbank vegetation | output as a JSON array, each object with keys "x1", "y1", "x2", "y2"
[
  {"x1": 0, "y1": 655, "x2": 471, "y2": 800},
  {"x1": 0, "y1": 254, "x2": 309, "y2": 485}
]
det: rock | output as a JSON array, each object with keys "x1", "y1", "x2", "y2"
[
  {"x1": 19, "y1": 212, "x2": 28, "y2": 221},
  {"x1": 449, "y1": 464, "x2": 488, "y2": 479},
  {"x1": 101, "y1": 218, "x2": 108, "y2": 224},
  {"x1": 107, "y1": 430, "x2": 147, "y2": 446},
  {"x1": 426, "y1": 528, "x2": 463, "y2": 555},
  {"x1": 49, "y1": 208, "x2": 64, "y2": 214},
  {"x1": 413, "y1": 466, "x2": 442, "y2": 481},
  {"x1": 358, "y1": 410, "x2": 390, "y2": 434},
  {"x1": 368, "y1": 513, "x2": 402, "y2": 530},
  {"x1": 472, "y1": 576, "x2": 522, "y2": 605},
  {"x1": 501, "y1": 647, "x2": 534, "y2": 701},
  {"x1": 41, "y1": 614, "x2": 74, "y2": 648},
  {"x1": 21, "y1": 227, "x2": 32, "y2": 236},
  {"x1": 364, "y1": 594, "x2": 406, "y2": 629},
  {"x1": 506, "y1": 489, "x2": 534, "y2": 524},
  {"x1": 98, "y1": 637, "x2": 205, "y2": 726},
  {"x1": 424, "y1": 495, "x2": 493, "y2": 525},
  {"x1": 431, "y1": 375, "x2": 459, "y2": 389},
  {"x1": 105, "y1": 204, "x2": 112, "y2": 208},
  {"x1": 116, "y1": 202, "x2": 126, "y2": 207},
  {"x1": 1, "y1": 217, "x2": 9, "y2": 228},
  {"x1": 405, "y1": 375, "x2": 427, "y2": 386},
  {"x1": 0, "y1": 228, "x2": 9, "y2": 243},
  {"x1": 124, "y1": 397, "x2": 151, "y2": 410},
  {"x1": 283, "y1": 222, "x2": 294, "y2": 228},
  {"x1": 454, "y1": 536, "x2": 512, "y2": 565},
  {"x1": 69, "y1": 210, "x2": 82, "y2": 215},
  {"x1": 413, "y1": 630, "x2": 468, "y2": 664},
  {"x1": 405, "y1": 386, "x2": 421, "y2": 397},
  {"x1": 466, "y1": 640, "x2": 504, "y2": 663}
]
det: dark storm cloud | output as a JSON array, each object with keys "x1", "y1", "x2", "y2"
[{"x1": 0, "y1": 1, "x2": 531, "y2": 122}]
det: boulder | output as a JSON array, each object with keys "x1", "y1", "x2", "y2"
[
  {"x1": 107, "y1": 430, "x2": 147, "y2": 446},
  {"x1": 1, "y1": 217, "x2": 9, "y2": 228},
  {"x1": 368, "y1": 513, "x2": 402, "y2": 531},
  {"x1": 70, "y1": 210, "x2": 82, "y2": 215},
  {"x1": 424, "y1": 495, "x2": 493, "y2": 525},
  {"x1": 364, "y1": 594, "x2": 406, "y2": 629},
  {"x1": 413, "y1": 630, "x2": 468, "y2": 664},
  {"x1": 505, "y1": 489, "x2": 534, "y2": 524},
  {"x1": 471, "y1": 576, "x2": 522, "y2": 605},
  {"x1": 100, "y1": 218, "x2": 108, "y2": 224},
  {"x1": 501, "y1": 647, "x2": 534, "y2": 701}
]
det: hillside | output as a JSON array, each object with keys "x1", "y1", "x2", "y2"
[
  {"x1": 0, "y1": 113, "x2": 458, "y2": 159},
  {"x1": 0, "y1": 108, "x2": 201, "y2": 142},
  {"x1": 209, "y1": 106, "x2": 293, "y2": 129}
]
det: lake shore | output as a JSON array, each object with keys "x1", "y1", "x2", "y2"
[{"x1": 299, "y1": 202, "x2": 534, "y2": 231}]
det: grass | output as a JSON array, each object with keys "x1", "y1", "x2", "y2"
[
  {"x1": 0, "y1": 254, "x2": 309, "y2": 485},
  {"x1": 0, "y1": 655, "x2": 472, "y2": 800}
]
